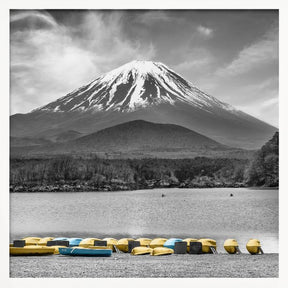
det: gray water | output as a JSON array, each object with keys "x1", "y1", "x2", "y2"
[{"x1": 10, "y1": 188, "x2": 278, "y2": 253}]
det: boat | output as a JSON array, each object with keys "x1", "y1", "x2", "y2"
[
  {"x1": 197, "y1": 239, "x2": 217, "y2": 253},
  {"x1": 103, "y1": 238, "x2": 118, "y2": 252},
  {"x1": 52, "y1": 246, "x2": 69, "y2": 254},
  {"x1": 58, "y1": 247, "x2": 112, "y2": 257},
  {"x1": 22, "y1": 237, "x2": 41, "y2": 245},
  {"x1": 116, "y1": 238, "x2": 135, "y2": 252},
  {"x1": 151, "y1": 247, "x2": 174, "y2": 256},
  {"x1": 163, "y1": 238, "x2": 183, "y2": 250},
  {"x1": 183, "y1": 238, "x2": 198, "y2": 252},
  {"x1": 38, "y1": 237, "x2": 54, "y2": 246},
  {"x1": 79, "y1": 238, "x2": 102, "y2": 248},
  {"x1": 131, "y1": 246, "x2": 153, "y2": 255},
  {"x1": 246, "y1": 239, "x2": 263, "y2": 254},
  {"x1": 53, "y1": 237, "x2": 69, "y2": 241},
  {"x1": 67, "y1": 238, "x2": 83, "y2": 247},
  {"x1": 10, "y1": 246, "x2": 55, "y2": 256},
  {"x1": 149, "y1": 238, "x2": 168, "y2": 248},
  {"x1": 224, "y1": 239, "x2": 241, "y2": 254},
  {"x1": 136, "y1": 238, "x2": 152, "y2": 247}
]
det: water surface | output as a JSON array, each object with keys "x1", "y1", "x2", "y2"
[{"x1": 10, "y1": 188, "x2": 278, "y2": 253}]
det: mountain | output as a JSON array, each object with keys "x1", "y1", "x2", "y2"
[
  {"x1": 10, "y1": 136, "x2": 52, "y2": 147},
  {"x1": 10, "y1": 120, "x2": 236, "y2": 157},
  {"x1": 10, "y1": 60, "x2": 277, "y2": 149}
]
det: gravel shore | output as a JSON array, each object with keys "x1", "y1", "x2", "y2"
[{"x1": 10, "y1": 253, "x2": 278, "y2": 278}]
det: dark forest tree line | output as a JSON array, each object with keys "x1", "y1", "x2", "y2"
[{"x1": 10, "y1": 132, "x2": 278, "y2": 192}]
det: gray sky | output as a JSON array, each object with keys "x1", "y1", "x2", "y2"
[{"x1": 10, "y1": 10, "x2": 278, "y2": 127}]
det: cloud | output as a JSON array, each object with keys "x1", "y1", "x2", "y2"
[
  {"x1": 135, "y1": 11, "x2": 172, "y2": 25},
  {"x1": 10, "y1": 11, "x2": 156, "y2": 114},
  {"x1": 216, "y1": 24, "x2": 278, "y2": 77},
  {"x1": 10, "y1": 10, "x2": 58, "y2": 29},
  {"x1": 197, "y1": 25, "x2": 213, "y2": 38}
]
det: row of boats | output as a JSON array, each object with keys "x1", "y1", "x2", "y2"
[{"x1": 10, "y1": 236, "x2": 264, "y2": 257}]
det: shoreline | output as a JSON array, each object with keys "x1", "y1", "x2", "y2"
[
  {"x1": 10, "y1": 253, "x2": 279, "y2": 278},
  {"x1": 9, "y1": 184, "x2": 278, "y2": 193}
]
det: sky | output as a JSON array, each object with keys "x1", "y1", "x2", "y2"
[{"x1": 10, "y1": 9, "x2": 279, "y2": 127}]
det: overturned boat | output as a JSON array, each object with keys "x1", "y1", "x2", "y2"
[
  {"x1": 131, "y1": 246, "x2": 153, "y2": 255},
  {"x1": 79, "y1": 238, "x2": 102, "y2": 248},
  {"x1": 183, "y1": 238, "x2": 198, "y2": 253},
  {"x1": 224, "y1": 239, "x2": 241, "y2": 254},
  {"x1": 67, "y1": 238, "x2": 83, "y2": 247},
  {"x1": 136, "y1": 238, "x2": 152, "y2": 247},
  {"x1": 149, "y1": 238, "x2": 168, "y2": 249},
  {"x1": 58, "y1": 247, "x2": 112, "y2": 257},
  {"x1": 246, "y1": 239, "x2": 264, "y2": 254},
  {"x1": 21, "y1": 237, "x2": 42, "y2": 245},
  {"x1": 116, "y1": 238, "x2": 135, "y2": 252},
  {"x1": 103, "y1": 238, "x2": 118, "y2": 251},
  {"x1": 151, "y1": 247, "x2": 174, "y2": 256},
  {"x1": 38, "y1": 237, "x2": 55, "y2": 246},
  {"x1": 197, "y1": 239, "x2": 217, "y2": 254},
  {"x1": 10, "y1": 246, "x2": 55, "y2": 256},
  {"x1": 163, "y1": 238, "x2": 183, "y2": 250}
]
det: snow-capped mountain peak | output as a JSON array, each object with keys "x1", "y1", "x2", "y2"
[{"x1": 35, "y1": 60, "x2": 235, "y2": 113}]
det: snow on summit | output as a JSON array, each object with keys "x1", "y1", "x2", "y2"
[{"x1": 35, "y1": 60, "x2": 235, "y2": 113}]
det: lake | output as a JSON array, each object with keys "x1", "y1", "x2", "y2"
[{"x1": 10, "y1": 188, "x2": 278, "y2": 253}]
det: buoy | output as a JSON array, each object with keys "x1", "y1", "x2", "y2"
[
  {"x1": 230, "y1": 193, "x2": 233, "y2": 197},
  {"x1": 161, "y1": 194, "x2": 165, "y2": 197}
]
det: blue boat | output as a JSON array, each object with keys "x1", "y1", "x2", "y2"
[
  {"x1": 163, "y1": 238, "x2": 183, "y2": 249},
  {"x1": 53, "y1": 237, "x2": 69, "y2": 241},
  {"x1": 67, "y1": 238, "x2": 83, "y2": 247},
  {"x1": 58, "y1": 247, "x2": 112, "y2": 257}
]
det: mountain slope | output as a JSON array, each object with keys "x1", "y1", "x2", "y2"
[
  {"x1": 10, "y1": 60, "x2": 277, "y2": 149},
  {"x1": 33, "y1": 60, "x2": 235, "y2": 113},
  {"x1": 11, "y1": 120, "x2": 243, "y2": 158}
]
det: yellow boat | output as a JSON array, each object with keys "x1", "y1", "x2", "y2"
[
  {"x1": 151, "y1": 247, "x2": 174, "y2": 256},
  {"x1": 183, "y1": 238, "x2": 198, "y2": 252},
  {"x1": 38, "y1": 237, "x2": 55, "y2": 246},
  {"x1": 10, "y1": 246, "x2": 55, "y2": 256},
  {"x1": 198, "y1": 239, "x2": 217, "y2": 253},
  {"x1": 116, "y1": 238, "x2": 135, "y2": 252},
  {"x1": 52, "y1": 246, "x2": 69, "y2": 255},
  {"x1": 246, "y1": 239, "x2": 263, "y2": 254},
  {"x1": 79, "y1": 238, "x2": 102, "y2": 248},
  {"x1": 224, "y1": 239, "x2": 240, "y2": 254},
  {"x1": 103, "y1": 238, "x2": 118, "y2": 251},
  {"x1": 22, "y1": 237, "x2": 42, "y2": 245},
  {"x1": 149, "y1": 238, "x2": 168, "y2": 249},
  {"x1": 136, "y1": 238, "x2": 152, "y2": 247},
  {"x1": 131, "y1": 246, "x2": 153, "y2": 255}
]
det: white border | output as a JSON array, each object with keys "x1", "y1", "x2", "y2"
[{"x1": 1, "y1": 0, "x2": 287, "y2": 287}]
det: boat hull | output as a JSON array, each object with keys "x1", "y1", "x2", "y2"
[
  {"x1": 103, "y1": 238, "x2": 118, "y2": 252},
  {"x1": 183, "y1": 238, "x2": 198, "y2": 252},
  {"x1": 136, "y1": 238, "x2": 152, "y2": 247},
  {"x1": 224, "y1": 239, "x2": 239, "y2": 254},
  {"x1": 116, "y1": 238, "x2": 135, "y2": 252},
  {"x1": 79, "y1": 238, "x2": 101, "y2": 248},
  {"x1": 151, "y1": 247, "x2": 174, "y2": 256},
  {"x1": 10, "y1": 246, "x2": 55, "y2": 256},
  {"x1": 246, "y1": 239, "x2": 261, "y2": 254},
  {"x1": 163, "y1": 238, "x2": 183, "y2": 250},
  {"x1": 198, "y1": 239, "x2": 217, "y2": 253},
  {"x1": 58, "y1": 247, "x2": 112, "y2": 257},
  {"x1": 131, "y1": 247, "x2": 153, "y2": 255},
  {"x1": 149, "y1": 238, "x2": 168, "y2": 249},
  {"x1": 22, "y1": 237, "x2": 42, "y2": 246}
]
